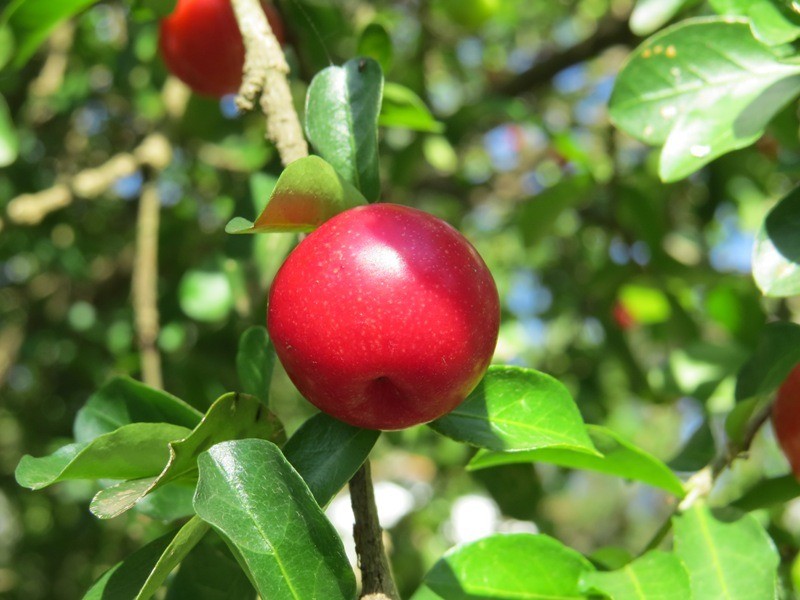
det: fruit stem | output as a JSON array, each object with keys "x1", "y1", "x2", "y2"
[
  {"x1": 230, "y1": 0, "x2": 308, "y2": 165},
  {"x1": 349, "y1": 461, "x2": 400, "y2": 600}
]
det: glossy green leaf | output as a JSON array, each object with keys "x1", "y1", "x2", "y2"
[
  {"x1": 0, "y1": 94, "x2": 18, "y2": 167},
  {"x1": 83, "y1": 531, "x2": 174, "y2": 600},
  {"x1": 166, "y1": 533, "x2": 256, "y2": 600},
  {"x1": 91, "y1": 393, "x2": 285, "y2": 519},
  {"x1": 429, "y1": 366, "x2": 597, "y2": 454},
  {"x1": 753, "y1": 186, "x2": 800, "y2": 297},
  {"x1": 380, "y1": 83, "x2": 444, "y2": 133},
  {"x1": 610, "y1": 17, "x2": 800, "y2": 182},
  {"x1": 193, "y1": 439, "x2": 356, "y2": 600},
  {"x1": 283, "y1": 412, "x2": 379, "y2": 507},
  {"x1": 731, "y1": 475, "x2": 800, "y2": 511},
  {"x1": 580, "y1": 550, "x2": 690, "y2": 600},
  {"x1": 424, "y1": 533, "x2": 595, "y2": 599},
  {"x1": 306, "y1": 58, "x2": 383, "y2": 201},
  {"x1": 673, "y1": 505, "x2": 779, "y2": 599},
  {"x1": 179, "y1": 269, "x2": 234, "y2": 322},
  {"x1": 710, "y1": 0, "x2": 800, "y2": 44},
  {"x1": 16, "y1": 423, "x2": 190, "y2": 490},
  {"x1": 236, "y1": 326, "x2": 275, "y2": 405},
  {"x1": 630, "y1": 0, "x2": 691, "y2": 36},
  {"x1": 735, "y1": 321, "x2": 800, "y2": 401},
  {"x1": 133, "y1": 516, "x2": 209, "y2": 600},
  {"x1": 2, "y1": 0, "x2": 98, "y2": 68},
  {"x1": 226, "y1": 156, "x2": 367, "y2": 234},
  {"x1": 357, "y1": 23, "x2": 393, "y2": 73},
  {"x1": 135, "y1": 482, "x2": 196, "y2": 522},
  {"x1": 73, "y1": 376, "x2": 201, "y2": 443},
  {"x1": 469, "y1": 425, "x2": 685, "y2": 497}
]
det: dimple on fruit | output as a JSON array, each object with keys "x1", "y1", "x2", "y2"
[{"x1": 267, "y1": 203, "x2": 500, "y2": 430}]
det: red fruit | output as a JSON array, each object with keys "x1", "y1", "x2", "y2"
[
  {"x1": 267, "y1": 204, "x2": 500, "y2": 430},
  {"x1": 159, "y1": 0, "x2": 285, "y2": 98},
  {"x1": 772, "y1": 364, "x2": 800, "y2": 479}
]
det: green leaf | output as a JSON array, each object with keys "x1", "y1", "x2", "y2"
[
  {"x1": 0, "y1": 94, "x2": 18, "y2": 167},
  {"x1": 735, "y1": 321, "x2": 800, "y2": 401},
  {"x1": 710, "y1": 0, "x2": 800, "y2": 44},
  {"x1": 516, "y1": 175, "x2": 594, "y2": 246},
  {"x1": 357, "y1": 23, "x2": 393, "y2": 73},
  {"x1": 306, "y1": 58, "x2": 383, "y2": 201},
  {"x1": 580, "y1": 550, "x2": 690, "y2": 600},
  {"x1": 134, "y1": 516, "x2": 209, "y2": 600},
  {"x1": 137, "y1": 0, "x2": 178, "y2": 19},
  {"x1": 15, "y1": 423, "x2": 190, "y2": 490},
  {"x1": 468, "y1": 425, "x2": 685, "y2": 497},
  {"x1": 753, "y1": 186, "x2": 800, "y2": 297},
  {"x1": 283, "y1": 412, "x2": 380, "y2": 507},
  {"x1": 193, "y1": 439, "x2": 356, "y2": 600},
  {"x1": 668, "y1": 419, "x2": 716, "y2": 472},
  {"x1": 0, "y1": 24, "x2": 14, "y2": 70},
  {"x1": 136, "y1": 482, "x2": 196, "y2": 522},
  {"x1": 226, "y1": 156, "x2": 367, "y2": 234},
  {"x1": 424, "y1": 533, "x2": 595, "y2": 600},
  {"x1": 83, "y1": 531, "x2": 174, "y2": 600},
  {"x1": 429, "y1": 366, "x2": 597, "y2": 454},
  {"x1": 166, "y1": 532, "x2": 256, "y2": 600},
  {"x1": 609, "y1": 17, "x2": 800, "y2": 182},
  {"x1": 619, "y1": 284, "x2": 672, "y2": 324},
  {"x1": 236, "y1": 326, "x2": 275, "y2": 405},
  {"x1": 73, "y1": 376, "x2": 201, "y2": 443},
  {"x1": 630, "y1": 0, "x2": 691, "y2": 36},
  {"x1": 380, "y1": 83, "x2": 444, "y2": 133},
  {"x1": 673, "y1": 505, "x2": 780, "y2": 599},
  {"x1": 91, "y1": 392, "x2": 285, "y2": 519},
  {"x1": 2, "y1": 0, "x2": 99, "y2": 69},
  {"x1": 179, "y1": 269, "x2": 234, "y2": 322},
  {"x1": 731, "y1": 475, "x2": 800, "y2": 511}
]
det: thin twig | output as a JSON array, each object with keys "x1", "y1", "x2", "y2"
[
  {"x1": 6, "y1": 133, "x2": 171, "y2": 226},
  {"x1": 350, "y1": 462, "x2": 400, "y2": 600},
  {"x1": 641, "y1": 400, "x2": 774, "y2": 553},
  {"x1": 132, "y1": 183, "x2": 163, "y2": 389},
  {"x1": 230, "y1": 0, "x2": 308, "y2": 165}
]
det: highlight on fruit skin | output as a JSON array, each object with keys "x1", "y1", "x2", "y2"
[
  {"x1": 267, "y1": 203, "x2": 501, "y2": 431},
  {"x1": 158, "y1": 0, "x2": 285, "y2": 98},
  {"x1": 772, "y1": 364, "x2": 800, "y2": 479}
]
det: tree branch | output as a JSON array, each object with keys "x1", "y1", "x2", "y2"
[
  {"x1": 132, "y1": 182, "x2": 163, "y2": 389},
  {"x1": 230, "y1": 0, "x2": 308, "y2": 165},
  {"x1": 6, "y1": 133, "x2": 171, "y2": 226},
  {"x1": 349, "y1": 462, "x2": 400, "y2": 600},
  {"x1": 496, "y1": 16, "x2": 638, "y2": 96}
]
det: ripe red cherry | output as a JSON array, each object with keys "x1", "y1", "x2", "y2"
[
  {"x1": 159, "y1": 0, "x2": 285, "y2": 98},
  {"x1": 772, "y1": 364, "x2": 800, "y2": 479},
  {"x1": 267, "y1": 204, "x2": 500, "y2": 430}
]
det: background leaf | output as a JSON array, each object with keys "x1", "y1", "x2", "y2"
[
  {"x1": 306, "y1": 58, "x2": 384, "y2": 201},
  {"x1": 0, "y1": 94, "x2": 19, "y2": 167},
  {"x1": 16, "y1": 423, "x2": 190, "y2": 490},
  {"x1": 580, "y1": 550, "x2": 690, "y2": 600},
  {"x1": 609, "y1": 17, "x2": 800, "y2": 181},
  {"x1": 283, "y1": 412, "x2": 379, "y2": 507},
  {"x1": 1, "y1": 0, "x2": 99, "y2": 68},
  {"x1": 424, "y1": 533, "x2": 595, "y2": 600},
  {"x1": 357, "y1": 23, "x2": 393, "y2": 73},
  {"x1": 468, "y1": 424, "x2": 685, "y2": 497},
  {"x1": 193, "y1": 439, "x2": 356, "y2": 600},
  {"x1": 429, "y1": 366, "x2": 596, "y2": 454},
  {"x1": 73, "y1": 376, "x2": 201, "y2": 443},
  {"x1": 735, "y1": 321, "x2": 800, "y2": 401},
  {"x1": 710, "y1": 0, "x2": 800, "y2": 44},
  {"x1": 630, "y1": 0, "x2": 691, "y2": 36},
  {"x1": 753, "y1": 186, "x2": 800, "y2": 297},
  {"x1": 236, "y1": 326, "x2": 275, "y2": 405},
  {"x1": 379, "y1": 83, "x2": 444, "y2": 133},
  {"x1": 673, "y1": 505, "x2": 780, "y2": 599}
]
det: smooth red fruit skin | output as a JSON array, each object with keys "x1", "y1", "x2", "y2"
[
  {"x1": 267, "y1": 204, "x2": 500, "y2": 430},
  {"x1": 159, "y1": 0, "x2": 285, "y2": 98},
  {"x1": 773, "y1": 365, "x2": 800, "y2": 479}
]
